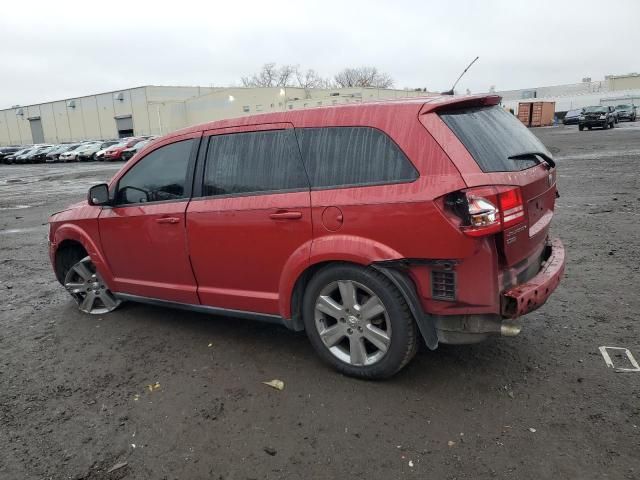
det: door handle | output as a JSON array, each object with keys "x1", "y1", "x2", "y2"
[
  {"x1": 156, "y1": 217, "x2": 180, "y2": 224},
  {"x1": 269, "y1": 211, "x2": 303, "y2": 220}
]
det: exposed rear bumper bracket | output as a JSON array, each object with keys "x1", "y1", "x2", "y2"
[{"x1": 501, "y1": 237, "x2": 565, "y2": 318}]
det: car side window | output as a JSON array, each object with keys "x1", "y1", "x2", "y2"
[
  {"x1": 203, "y1": 129, "x2": 309, "y2": 196},
  {"x1": 295, "y1": 127, "x2": 418, "y2": 189},
  {"x1": 115, "y1": 139, "x2": 194, "y2": 205}
]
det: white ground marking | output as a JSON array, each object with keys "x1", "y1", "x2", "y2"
[{"x1": 599, "y1": 346, "x2": 640, "y2": 373}]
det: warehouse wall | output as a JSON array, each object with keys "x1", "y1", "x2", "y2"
[
  {"x1": 0, "y1": 85, "x2": 427, "y2": 146},
  {"x1": 184, "y1": 86, "x2": 428, "y2": 126},
  {"x1": 608, "y1": 75, "x2": 640, "y2": 91}
]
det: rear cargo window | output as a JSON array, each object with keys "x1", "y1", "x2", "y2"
[
  {"x1": 440, "y1": 105, "x2": 552, "y2": 172},
  {"x1": 295, "y1": 127, "x2": 418, "y2": 189}
]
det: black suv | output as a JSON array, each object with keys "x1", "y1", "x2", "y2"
[
  {"x1": 579, "y1": 106, "x2": 616, "y2": 130},
  {"x1": 615, "y1": 104, "x2": 637, "y2": 122}
]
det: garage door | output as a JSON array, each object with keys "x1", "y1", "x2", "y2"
[
  {"x1": 115, "y1": 116, "x2": 134, "y2": 138},
  {"x1": 29, "y1": 118, "x2": 45, "y2": 144}
]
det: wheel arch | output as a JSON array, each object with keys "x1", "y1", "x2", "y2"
[
  {"x1": 51, "y1": 223, "x2": 114, "y2": 287},
  {"x1": 54, "y1": 239, "x2": 88, "y2": 282},
  {"x1": 284, "y1": 258, "x2": 438, "y2": 350},
  {"x1": 278, "y1": 235, "x2": 405, "y2": 326}
]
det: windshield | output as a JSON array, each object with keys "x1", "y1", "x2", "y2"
[
  {"x1": 616, "y1": 104, "x2": 631, "y2": 110},
  {"x1": 567, "y1": 109, "x2": 582, "y2": 116},
  {"x1": 584, "y1": 106, "x2": 607, "y2": 113},
  {"x1": 440, "y1": 105, "x2": 551, "y2": 172}
]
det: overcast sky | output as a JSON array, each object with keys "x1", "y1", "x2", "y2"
[{"x1": 1, "y1": 0, "x2": 638, "y2": 108}]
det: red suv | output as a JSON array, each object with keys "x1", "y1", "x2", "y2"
[
  {"x1": 48, "y1": 95, "x2": 565, "y2": 379},
  {"x1": 103, "y1": 138, "x2": 145, "y2": 161}
]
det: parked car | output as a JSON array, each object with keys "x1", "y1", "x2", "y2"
[
  {"x1": 3, "y1": 147, "x2": 32, "y2": 164},
  {"x1": 46, "y1": 144, "x2": 79, "y2": 163},
  {"x1": 59, "y1": 143, "x2": 92, "y2": 162},
  {"x1": 77, "y1": 141, "x2": 119, "y2": 161},
  {"x1": 103, "y1": 138, "x2": 145, "y2": 161},
  {"x1": 120, "y1": 139, "x2": 151, "y2": 161},
  {"x1": 73, "y1": 142, "x2": 101, "y2": 162},
  {"x1": 48, "y1": 95, "x2": 565, "y2": 379},
  {"x1": 29, "y1": 145, "x2": 57, "y2": 163},
  {"x1": 0, "y1": 146, "x2": 22, "y2": 163},
  {"x1": 615, "y1": 104, "x2": 637, "y2": 122},
  {"x1": 562, "y1": 108, "x2": 583, "y2": 125},
  {"x1": 579, "y1": 106, "x2": 616, "y2": 130},
  {"x1": 15, "y1": 146, "x2": 44, "y2": 164}
]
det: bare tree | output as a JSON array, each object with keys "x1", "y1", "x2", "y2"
[
  {"x1": 333, "y1": 67, "x2": 394, "y2": 88},
  {"x1": 295, "y1": 68, "x2": 330, "y2": 89},
  {"x1": 241, "y1": 63, "x2": 298, "y2": 87},
  {"x1": 241, "y1": 64, "x2": 393, "y2": 89}
]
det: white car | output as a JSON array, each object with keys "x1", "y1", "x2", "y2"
[
  {"x1": 59, "y1": 142, "x2": 93, "y2": 162},
  {"x1": 77, "y1": 140, "x2": 119, "y2": 161}
]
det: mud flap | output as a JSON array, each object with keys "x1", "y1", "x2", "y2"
[{"x1": 371, "y1": 265, "x2": 438, "y2": 350}]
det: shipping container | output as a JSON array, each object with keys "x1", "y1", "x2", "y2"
[{"x1": 517, "y1": 101, "x2": 555, "y2": 127}]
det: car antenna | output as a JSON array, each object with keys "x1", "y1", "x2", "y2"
[{"x1": 441, "y1": 56, "x2": 479, "y2": 95}]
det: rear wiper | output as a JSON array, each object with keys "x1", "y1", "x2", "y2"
[{"x1": 508, "y1": 152, "x2": 555, "y2": 169}]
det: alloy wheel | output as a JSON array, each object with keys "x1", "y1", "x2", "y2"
[
  {"x1": 314, "y1": 280, "x2": 391, "y2": 366},
  {"x1": 64, "y1": 256, "x2": 121, "y2": 314}
]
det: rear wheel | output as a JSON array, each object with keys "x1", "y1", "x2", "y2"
[
  {"x1": 578, "y1": 124, "x2": 584, "y2": 131},
  {"x1": 302, "y1": 264, "x2": 418, "y2": 379}
]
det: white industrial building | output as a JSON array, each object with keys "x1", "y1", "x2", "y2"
[
  {"x1": 0, "y1": 86, "x2": 427, "y2": 146},
  {"x1": 498, "y1": 73, "x2": 640, "y2": 114},
  {"x1": 4, "y1": 71, "x2": 639, "y2": 146}
]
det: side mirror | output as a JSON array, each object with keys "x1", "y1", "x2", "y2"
[{"x1": 88, "y1": 183, "x2": 110, "y2": 206}]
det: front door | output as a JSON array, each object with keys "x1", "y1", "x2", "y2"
[
  {"x1": 99, "y1": 135, "x2": 200, "y2": 304},
  {"x1": 186, "y1": 124, "x2": 312, "y2": 315}
]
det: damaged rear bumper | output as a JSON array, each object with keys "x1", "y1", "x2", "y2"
[{"x1": 501, "y1": 237, "x2": 565, "y2": 318}]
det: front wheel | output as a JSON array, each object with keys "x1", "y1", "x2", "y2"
[
  {"x1": 302, "y1": 264, "x2": 418, "y2": 379},
  {"x1": 578, "y1": 124, "x2": 584, "y2": 131},
  {"x1": 64, "y1": 256, "x2": 121, "y2": 314}
]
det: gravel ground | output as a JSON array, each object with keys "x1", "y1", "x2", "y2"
[{"x1": 1, "y1": 123, "x2": 639, "y2": 479}]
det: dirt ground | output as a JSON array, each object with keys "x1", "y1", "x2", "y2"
[{"x1": 1, "y1": 123, "x2": 639, "y2": 480}]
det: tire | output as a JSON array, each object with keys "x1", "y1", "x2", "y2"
[
  {"x1": 62, "y1": 255, "x2": 121, "y2": 314},
  {"x1": 578, "y1": 125, "x2": 584, "y2": 131},
  {"x1": 302, "y1": 263, "x2": 418, "y2": 379},
  {"x1": 588, "y1": 126, "x2": 592, "y2": 130}
]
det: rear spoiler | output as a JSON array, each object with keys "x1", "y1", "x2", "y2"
[{"x1": 419, "y1": 95, "x2": 502, "y2": 115}]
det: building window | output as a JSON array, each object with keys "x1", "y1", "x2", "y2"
[
  {"x1": 242, "y1": 105, "x2": 250, "y2": 112},
  {"x1": 317, "y1": 101, "x2": 322, "y2": 106},
  {"x1": 256, "y1": 104, "x2": 263, "y2": 112},
  {"x1": 288, "y1": 104, "x2": 293, "y2": 110}
]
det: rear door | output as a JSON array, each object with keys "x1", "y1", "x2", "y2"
[
  {"x1": 186, "y1": 123, "x2": 312, "y2": 314},
  {"x1": 424, "y1": 105, "x2": 557, "y2": 266}
]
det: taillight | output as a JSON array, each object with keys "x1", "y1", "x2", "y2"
[
  {"x1": 445, "y1": 186, "x2": 525, "y2": 237},
  {"x1": 498, "y1": 187, "x2": 524, "y2": 228}
]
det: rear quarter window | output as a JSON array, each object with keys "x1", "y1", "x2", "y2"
[
  {"x1": 295, "y1": 127, "x2": 418, "y2": 189},
  {"x1": 440, "y1": 105, "x2": 552, "y2": 172}
]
